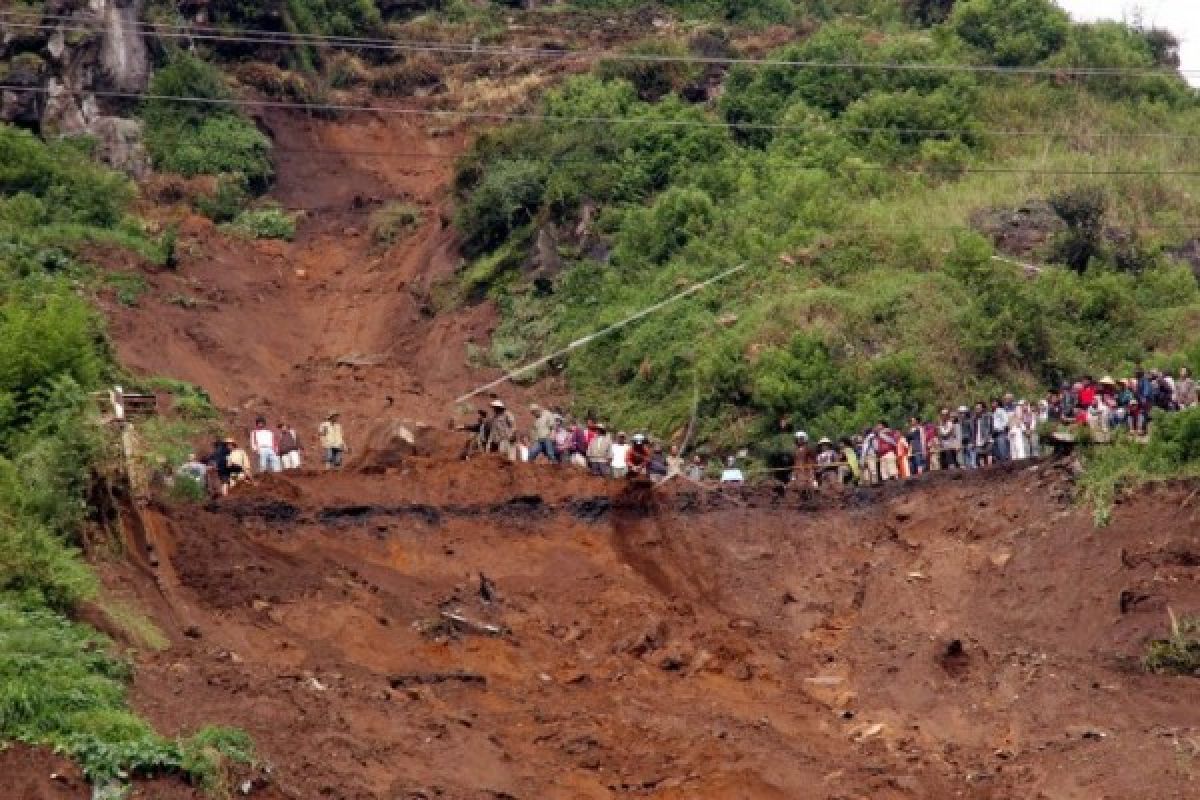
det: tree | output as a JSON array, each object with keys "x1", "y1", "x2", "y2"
[{"x1": 950, "y1": 0, "x2": 1069, "y2": 66}]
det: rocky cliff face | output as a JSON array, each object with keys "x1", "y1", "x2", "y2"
[{"x1": 2, "y1": 0, "x2": 150, "y2": 175}]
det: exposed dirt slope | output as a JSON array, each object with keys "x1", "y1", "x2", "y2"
[
  {"x1": 103, "y1": 107, "x2": 557, "y2": 450},
  {"x1": 101, "y1": 462, "x2": 1200, "y2": 800}
]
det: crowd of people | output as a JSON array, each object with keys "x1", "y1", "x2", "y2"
[
  {"x1": 460, "y1": 366, "x2": 1197, "y2": 489},
  {"x1": 176, "y1": 411, "x2": 349, "y2": 496}
]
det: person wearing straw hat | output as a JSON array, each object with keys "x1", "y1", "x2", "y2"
[
  {"x1": 486, "y1": 400, "x2": 516, "y2": 460},
  {"x1": 319, "y1": 411, "x2": 346, "y2": 469}
]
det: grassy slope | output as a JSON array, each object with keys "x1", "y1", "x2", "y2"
[
  {"x1": 452, "y1": 1, "x2": 1200, "y2": 451},
  {"x1": 0, "y1": 126, "x2": 250, "y2": 790}
]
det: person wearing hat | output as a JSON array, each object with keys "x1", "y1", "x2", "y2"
[
  {"x1": 319, "y1": 412, "x2": 346, "y2": 470},
  {"x1": 815, "y1": 438, "x2": 840, "y2": 488},
  {"x1": 792, "y1": 431, "x2": 816, "y2": 488},
  {"x1": 628, "y1": 434, "x2": 651, "y2": 476},
  {"x1": 527, "y1": 403, "x2": 558, "y2": 463},
  {"x1": 486, "y1": 400, "x2": 516, "y2": 460},
  {"x1": 586, "y1": 423, "x2": 613, "y2": 477}
]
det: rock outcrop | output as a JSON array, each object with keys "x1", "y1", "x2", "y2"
[{"x1": 2, "y1": 0, "x2": 150, "y2": 175}]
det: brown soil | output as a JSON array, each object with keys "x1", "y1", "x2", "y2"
[
  {"x1": 80, "y1": 87, "x2": 1200, "y2": 800},
  {"x1": 84, "y1": 461, "x2": 1200, "y2": 799}
]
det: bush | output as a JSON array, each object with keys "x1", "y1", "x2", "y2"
[
  {"x1": 1145, "y1": 610, "x2": 1200, "y2": 675},
  {"x1": 222, "y1": 207, "x2": 297, "y2": 240},
  {"x1": 596, "y1": 40, "x2": 701, "y2": 102},
  {"x1": 194, "y1": 175, "x2": 251, "y2": 223},
  {"x1": 142, "y1": 54, "x2": 273, "y2": 190},
  {"x1": 1049, "y1": 185, "x2": 1107, "y2": 273},
  {"x1": 949, "y1": 0, "x2": 1069, "y2": 66},
  {"x1": 455, "y1": 159, "x2": 547, "y2": 257},
  {"x1": 0, "y1": 127, "x2": 133, "y2": 228},
  {"x1": 369, "y1": 202, "x2": 422, "y2": 248},
  {"x1": 841, "y1": 84, "x2": 980, "y2": 161}
]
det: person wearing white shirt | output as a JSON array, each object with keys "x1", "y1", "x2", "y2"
[
  {"x1": 250, "y1": 416, "x2": 282, "y2": 473},
  {"x1": 720, "y1": 456, "x2": 745, "y2": 485},
  {"x1": 610, "y1": 432, "x2": 631, "y2": 478}
]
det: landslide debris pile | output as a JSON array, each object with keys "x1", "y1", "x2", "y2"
[{"x1": 108, "y1": 461, "x2": 1200, "y2": 799}]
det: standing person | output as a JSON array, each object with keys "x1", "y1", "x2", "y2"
[
  {"x1": 486, "y1": 400, "x2": 516, "y2": 460},
  {"x1": 319, "y1": 411, "x2": 346, "y2": 469},
  {"x1": 610, "y1": 432, "x2": 630, "y2": 478},
  {"x1": 972, "y1": 402, "x2": 992, "y2": 467},
  {"x1": 991, "y1": 399, "x2": 1010, "y2": 463},
  {"x1": 815, "y1": 438, "x2": 840, "y2": 487},
  {"x1": 860, "y1": 427, "x2": 880, "y2": 486},
  {"x1": 1009, "y1": 401, "x2": 1029, "y2": 461},
  {"x1": 958, "y1": 406, "x2": 976, "y2": 469},
  {"x1": 251, "y1": 417, "x2": 282, "y2": 474},
  {"x1": 648, "y1": 446, "x2": 669, "y2": 483},
  {"x1": 527, "y1": 403, "x2": 558, "y2": 463},
  {"x1": 875, "y1": 422, "x2": 900, "y2": 482},
  {"x1": 937, "y1": 409, "x2": 960, "y2": 470},
  {"x1": 793, "y1": 431, "x2": 816, "y2": 488},
  {"x1": 553, "y1": 419, "x2": 572, "y2": 466},
  {"x1": 666, "y1": 445, "x2": 685, "y2": 479},
  {"x1": 587, "y1": 424, "x2": 613, "y2": 477},
  {"x1": 906, "y1": 417, "x2": 927, "y2": 476},
  {"x1": 839, "y1": 437, "x2": 861, "y2": 485},
  {"x1": 457, "y1": 409, "x2": 490, "y2": 460},
  {"x1": 895, "y1": 430, "x2": 911, "y2": 480},
  {"x1": 628, "y1": 434, "x2": 651, "y2": 476},
  {"x1": 1177, "y1": 367, "x2": 1198, "y2": 409},
  {"x1": 686, "y1": 454, "x2": 706, "y2": 482},
  {"x1": 277, "y1": 421, "x2": 301, "y2": 470}
]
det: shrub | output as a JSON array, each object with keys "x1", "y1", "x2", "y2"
[
  {"x1": 949, "y1": 0, "x2": 1069, "y2": 66},
  {"x1": 369, "y1": 202, "x2": 422, "y2": 248},
  {"x1": 1145, "y1": 610, "x2": 1200, "y2": 675},
  {"x1": 1049, "y1": 185, "x2": 1107, "y2": 273},
  {"x1": 0, "y1": 126, "x2": 133, "y2": 228},
  {"x1": 142, "y1": 54, "x2": 273, "y2": 190},
  {"x1": 455, "y1": 159, "x2": 547, "y2": 257},
  {"x1": 194, "y1": 175, "x2": 252, "y2": 224},
  {"x1": 596, "y1": 40, "x2": 701, "y2": 102},
  {"x1": 222, "y1": 207, "x2": 297, "y2": 241},
  {"x1": 369, "y1": 54, "x2": 443, "y2": 96}
]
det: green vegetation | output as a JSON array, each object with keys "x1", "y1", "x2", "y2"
[
  {"x1": 453, "y1": 0, "x2": 1200, "y2": 455},
  {"x1": 0, "y1": 607, "x2": 254, "y2": 785},
  {"x1": 1078, "y1": 407, "x2": 1200, "y2": 526},
  {"x1": 370, "y1": 202, "x2": 423, "y2": 248},
  {"x1": 1145, "y1": 609, "x2": 1200, "y2": 676},
  {"x1": 141, "y1": 53, "x2": 273, "y2": 193},
  {"x1": 0, "y1": 122, "x2": 250, "y2": 790},
  {"x1": 221, "y1": 207, "x2": 297, "y2": 241}
]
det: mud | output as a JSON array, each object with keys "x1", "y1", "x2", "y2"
[
  {"x1": 83, "y1": 65, "x2": 1200, "y2": 800},
  {"x1": 87, "y1": 463, "x2": 1200, "y2": 800}
]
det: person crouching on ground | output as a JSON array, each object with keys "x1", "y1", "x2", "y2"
[
  {"x1": 251, "y1": 417, "x2": 282, "y2": 473},
  {"x1": 319, "y1": 411, "x2": 346, "y2": 469},
  {"x1": 224, "y1": 436, "x2": 251, "y2": 492},
  {"x1": 278, "y1": 421, "x2": 302, "y2": 470}
]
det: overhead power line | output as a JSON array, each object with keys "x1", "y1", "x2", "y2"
[
  {"x1": 3, "y1": 11, "x2": 1198, "y2": 78},
  {"x1": 4, "y1": 84, "x2": 1199, "y2": 142}
]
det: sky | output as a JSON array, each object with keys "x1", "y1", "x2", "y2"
[{"x1": 1057, "y1": 1, "x2": 1200, "y2": 85}]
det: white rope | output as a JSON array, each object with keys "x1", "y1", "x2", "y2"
[{"x1": 454, "y1": 264, "x2": 746, "y2": 405}]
